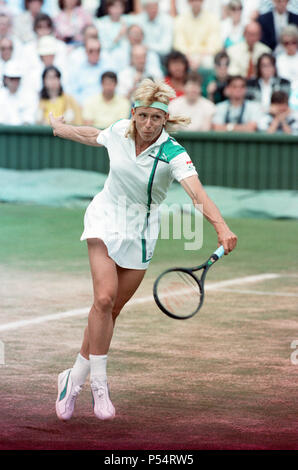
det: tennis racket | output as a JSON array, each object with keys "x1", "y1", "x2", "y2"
[{"x1": 153, "y1": 245, "x2": 225, "y2": 320}]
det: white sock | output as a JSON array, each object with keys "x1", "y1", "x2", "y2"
[
  {"x1": 70, "y1": 353, "x2": 90, "y2": 387},
  {"x1": 89, "y1": 354, "x2": 108, "y2": 383}
]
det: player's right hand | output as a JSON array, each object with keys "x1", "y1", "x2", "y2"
[{"x1": 49, "y1": 112, "x2": 65, "y2": 135}]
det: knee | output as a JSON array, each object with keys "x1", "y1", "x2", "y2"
[{"x1": 93, "y1": 293, "x2": 115, "y2": 315}]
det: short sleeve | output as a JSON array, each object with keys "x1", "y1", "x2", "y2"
[
  {"x1": 96, "y1": 125, "x2": 112, "y2": 147},
  {"x1": 169, "y1": 152, "x2": 198, "y2": 182}
]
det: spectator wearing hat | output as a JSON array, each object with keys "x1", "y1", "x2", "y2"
[
  {"x1": 23, "y1": 13, "x2": 68, "y2": 72},
  {"x1": 82, "y1": 70, "x2": 130, "y2": 128},
  {"x1": 168, "y1": 71, "x2": 216, "y2": 131},
  {"x1": 22, "y1": 34, "x2": 69, "y2": 94},
  {"x1": 0, "y1": 60, "x2": 38, "y2": 124}
]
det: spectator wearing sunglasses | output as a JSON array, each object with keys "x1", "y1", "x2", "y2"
[{"x1": 276, "y1": 24, "x2": 298, "y2": 86}]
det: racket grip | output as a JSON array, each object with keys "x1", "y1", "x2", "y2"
[{"x1": 213, "y1": 245, "x2": 225, "y2": 259}]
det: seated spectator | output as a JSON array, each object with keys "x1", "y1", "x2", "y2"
[
  {"x1": 258, "y1": 89, "x2": 298, "y2": 134},
  {"x1": 82, "y1": 70, "x2": 130, "y2": 128},
  {"x1": 13, "y1": 0, "x2": 43, "y2": 43},
  {"x1": 23, "y1": 13, "x2": 68, "y2": 70},
  {"x1": 136, "y1": 0, "x2": 173, "y2": 58},
  {"x1": 95, "y1": 0, "x2": 140, "y2": 16},
  {"x1": 221, "y1": 0, "x2": 245, "y2": 49},
  {"x1": 212, "y1": 74, "x2": 261, "y2": 132},
  {"x1": 23, "y1": 34, "x2": 69, "y2": 94},
  {"x1": 110, "y1": 23, "x2": 163, "y2": 76},
  {"x1": 67, "y1": 23, "x2": 99, "y2": 66},
  {"x1": 95, "y1": 0, "x2": 129, "y2": 54},
  {"x1": 164, "y1": 49, "x2": 189, "y2": 99},
  {"x1": 276, "y1": 24, "x2": 298, "y2": 86},
  {"x1": 0, "y1": 11, "x2": 23, "y2": 57},
  {"x1": 173, "y1": 0, "x2": 222, "y2": 70},
  {"x1": 201, "y1": 50, "x2": 230, "y2": 103},
  {"x1": 168, "y1": 71, "x2": 215, "y2": 131},
  {"x1": 117, "y1": 43, "x2": 163, "y2": 99},
  {"x1": 54, "y1": 0, "x2": 93, "y2": 45},
  {"x1": 0, "y1": 36, "x2": 14, "y2": 82},
  {"x1": 246, "y1": 52, "x2": 291, "y2": 111},
  {"x1": 36, "y1": 65, "x2": 82, "y2": 125},
  {"x1": 0, "y1": 60, "x2": 38, "y2": 124},
  {"x1": 258, "y1": 0, "x2": 298, "y2": 52},
  {"x1": 227, "y1": 21, "x2": 271, "y2": 78},
  {"x1": 65, "y1": 37, "x2": 117, "y2": 104}
]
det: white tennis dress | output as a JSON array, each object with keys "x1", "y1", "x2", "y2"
[{"x1": 80, "y1": 119, "x2": 197, "y2": 269}]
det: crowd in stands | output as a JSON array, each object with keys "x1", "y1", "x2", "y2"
[{"x1": 0, "y1": 0, "x2": 297, "y2": 134}]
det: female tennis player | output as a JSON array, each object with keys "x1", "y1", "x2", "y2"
[{"x1": 49, "y1": 78, "x2": 237, "y2": 421}]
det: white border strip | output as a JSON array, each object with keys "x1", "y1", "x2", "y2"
[{"x1": 0, "y1": 273, "x2": 281, "y2": 333}]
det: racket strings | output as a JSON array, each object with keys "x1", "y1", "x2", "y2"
[{"x1": 156, "y1": 270, "x2": 201, "y2": 319}]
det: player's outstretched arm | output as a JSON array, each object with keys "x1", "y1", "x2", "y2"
[
  {"x1": 180, "y1": 174, "x2": 238, "y2": 255},
  {"x1": 49, "y1": 112, "x2": 102, "y2": 147}
]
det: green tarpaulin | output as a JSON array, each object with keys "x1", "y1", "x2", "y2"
[{"x1": 0, "y1": 168, "x2": 297, "y2": 219}]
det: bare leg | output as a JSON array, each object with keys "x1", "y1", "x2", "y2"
[
  {"x1": 79, "y1": 244, "x2": 146, "y2": 358},
  {"x1": 85, "y1": 238, "x2": 118, "y2": 356}
]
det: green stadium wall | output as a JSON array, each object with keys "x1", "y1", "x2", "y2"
[{"x1": 0, "y1": 125, "x2": 297, "y2": 190}]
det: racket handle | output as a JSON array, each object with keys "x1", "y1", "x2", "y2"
[{"x1": 213, "y1": 245, "x2": 225, "y2": 259}]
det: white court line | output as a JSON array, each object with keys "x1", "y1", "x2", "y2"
[
  {"x1": 0, "y1": 273, "x2": 281, "y2": 333},
  {"x1": 215, "y1": 288, "x2": 298, "y2": 298}
]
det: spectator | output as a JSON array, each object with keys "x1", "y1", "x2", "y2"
[
  {"x1": 95, "y1": 0, "x2": 140, "y2": 16},
  {"x1": 13, "y1": 0, "x2": 44, "y2": 43},
  {"x1": 212, "y1": 74, "x2": 261, "y2": 132},
  {"x1": 136, "y1": 0, "x2": 173, "y2": 58},
  {"x1": 0, "y1": 36, "x2": 13, "y2": 77},
  {"x1": 221, "y1": 0, "x2": 245, "y2": 48},
  {"x1": 23, "y1": 34, "x2": 69, "y2": 94},
  {"x1": 65, "y1": 37, "x2": 117, "y2": 104},
  {"x1": 67, "y1": 23, "x2": 99, "y2": 66},
  {"x1": 95, "y1": 0, "x2": 129, "y2": 54},
  {"x1": 246, "y1": 52, "x2": 291, "y2": 111},
  {"x1": 23, "y1": 14, "x2": 68, "y2": 69},
  {"x1": 164, "y1": 49, "x2": 189, "y2": 99},
  {"x1": 258, "y1": 0, "x2": 298, "y2": 51},
  {"x1": 82, "y1": 70, "x2": 130, "y2": 128},
  {"x1": 0, "y1": 11, "x2": 23, "y2": 57},
  {"x1": 36, "y1": 65, "x2": 82, "y2": 125},
  {"x1": 202, "y1": 50, "x2": 230, "y2": 103},
  {"x1": 173, "y1": 0, "x2": 222, "y2": 70},
  {"x1": 227, "y1": 21, "x2": 271, "y2": 78},
  {"x1": 54, "y1": 0, "x2": 93, "y2": 45},
  {"x1": 276, "y1": 24, "x2": 298, "y2": 86},
  {"x1": 258, "y1": 89, "x2": 298, "y2": 133},
  {"x1": 168, "y1": 71, "x2": 215, "y2": 131},
  {"x1": 110, "y1": 23, "x2": 163, "y2": 76},
  {"x1": 117, "y1": 43, "x2": 163, "y2": 99},
  {"x1": 0, "y1": 60, "x2": 38, "y2": 124}
]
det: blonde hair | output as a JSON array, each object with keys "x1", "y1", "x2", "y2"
[{"x1": 125, "y1": 78, "x2": 191, "y2": 139}]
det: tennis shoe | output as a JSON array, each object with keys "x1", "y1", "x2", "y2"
[
  {"x1": 55, "y1": 369, "x2": 82, "y2": 421},
  {"x1": 91, "y1": 379, "x2": 115, "y2": 420}
]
